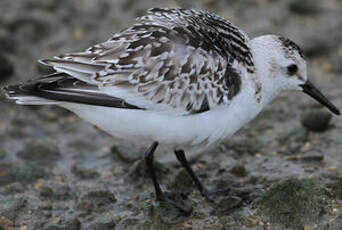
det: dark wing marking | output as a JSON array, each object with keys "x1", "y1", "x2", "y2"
[{"x1": 5, "y1": 73, "x2": 143, "y2": 109}]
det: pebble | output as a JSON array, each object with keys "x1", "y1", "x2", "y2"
[
  {"x1": 17, "y1": 140, "x2": 61, "y2": 163},
  {"x1": 301, "y1": 108, "x2": 332, "y2": 132}
]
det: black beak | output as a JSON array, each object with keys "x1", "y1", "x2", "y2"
[{"x1": 300, "y1": 80, "x2": 340, "y2": 115}]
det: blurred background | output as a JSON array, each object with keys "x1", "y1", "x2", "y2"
[{"x1": 0, "y1": 0, "x2": 341, "y2": 229}]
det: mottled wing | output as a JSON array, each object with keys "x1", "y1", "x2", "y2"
[{"x1": 41, "y1": 8, "x2": 254, "y2": 115}]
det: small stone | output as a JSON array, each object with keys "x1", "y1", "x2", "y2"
[
  {"x1": 301, "y1": 108, "x2": 332, "y2": 132},
  {"x1": 65, "y1": 218, "x2": 81, "y2": 230},
  {"x1": 230, "y1": 164, "x2": 248, "y2": 177},
  {"x1": 17, "y1": 140, "x2": 61, "y2": 163},
  {"x1": 75, "y1": 190, "x2": 116, "y2": 213},
  {"x1": 0, "y1": 55, "x2": 14, "y2": 81},
  {"x1": 14, "y1": 162, "x2": 45, "y2": 183}
]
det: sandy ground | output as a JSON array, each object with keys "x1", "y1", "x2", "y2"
[{"x1": 0, "y1": 0, "x2": 342, "y2": 229}]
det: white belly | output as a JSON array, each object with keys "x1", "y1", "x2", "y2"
[{"x1": 61, "y1": 87, "x2": 261, "y2": 152}]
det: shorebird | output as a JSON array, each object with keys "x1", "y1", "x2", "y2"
[{"x1": 4, "y1": 8, "x2": 340, "y2": 212}]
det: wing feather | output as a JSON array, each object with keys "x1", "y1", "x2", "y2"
[{"x1": 40, "y1": 8, "x2": 255, "y2": 115}]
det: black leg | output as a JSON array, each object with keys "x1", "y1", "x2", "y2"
[
  {"x1": 175, "y1": 150, "x2": 229, "y2": 202},
  {"x1": 145, "y1": 143, "x2": 192, "y2": 214},
  {"x1": 144, "y1": 142, "x2": 162, "y2": 199},
  {"x1": 174, "y1": 149, "x2": 218, "y2": 202}
]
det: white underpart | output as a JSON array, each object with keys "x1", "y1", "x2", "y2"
[{"x1": 60, "y1": 68, "x2": 261, "y2": 152}]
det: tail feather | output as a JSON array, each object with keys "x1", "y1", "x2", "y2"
[
  {"x1": 3, "y1": 72, "x2": 143, "y2": 109},
  {"x1": 4, "y1": 81, "x2": 60, "y2": 105}
]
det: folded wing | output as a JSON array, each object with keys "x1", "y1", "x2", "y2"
[{"x1": 11, "y1": 8, "x2": 255, "y2": 116}]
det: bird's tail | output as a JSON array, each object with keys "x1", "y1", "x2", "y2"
[
  {"x1": 4, "y1": 84, "x2": 60, "y2": 105},
  {"x1": 4, "y1": 72, "x2": 141, "y2": 109},
  {"x1": 3, "y1": 73, "x2": 65, "y2": 105}
]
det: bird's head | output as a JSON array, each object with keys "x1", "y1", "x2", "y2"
[{"x1": 251, "y1": 35, "x2": 340, "y2": 115}]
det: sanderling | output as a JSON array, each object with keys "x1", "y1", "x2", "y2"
[{"x1": 4, "y1": 8, "x2": 340, "y2": 212}]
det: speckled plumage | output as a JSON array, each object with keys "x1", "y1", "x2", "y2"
[{"x1": 38, "y1": 8, "x2": 255, "y2": 115}]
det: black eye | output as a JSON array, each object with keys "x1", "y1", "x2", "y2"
[{"x1": 287, "y1": 64, "x2": 298, "y2": 75}]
